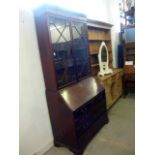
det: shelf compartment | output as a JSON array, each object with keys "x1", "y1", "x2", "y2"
[
  {"x1": 90, "y1": 52, "x2": 98, "y2": 55},
  {"x1": 89, "y1": 41, "x2": 112, "y2": 54},
  {"x1": 90, "y1": 55, "x2": 98, "y2": 64},
  {"x1": 88, "y1": 30, "x2": 111, "y2": 41},
  {"x1": 87, "y1": 19, "x2": 113, "y2": 76},
  {"x1": 106, "y1": 41, "x2": 112, "y2": 51},
  {"x1": 91, "y1": 67, "x2": 99, "y2": 76},
  {"x1": 89, "y1": 42, "x2": 100, "y2": 54},
  {"x1": 91, "y1": 63, "x2": 99, "y2": 67}
]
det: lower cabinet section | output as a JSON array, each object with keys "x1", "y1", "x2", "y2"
[
  {"x1": 78, "y1": 113, "x2": 108, "y2": 149},
  {"x1": 74, "y1": 91, "x2": 107, "y2": 137},
  {"x1": 46, "y1": 77, "x2": 109, "y2": 155},
  {"x1": 98, "y1": 69, "x2": 123, "y2": 109}
]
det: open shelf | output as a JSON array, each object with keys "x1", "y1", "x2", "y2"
[
  {"x1": 91, "y1": 63, "x2": 99, "y2": 67},
  {"x1": 88, "y1": 30, "x2": 111, "y2": 41},
  {"x1": 87, "y1": 19, "x2": 113, "y2": 76},
  {"x1": 90, "y1": 52, "x2": 98, "y2": 55}
]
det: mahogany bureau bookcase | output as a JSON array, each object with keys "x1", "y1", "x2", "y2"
[{"x1": 34, "y1": 4, "x2": 108, "y2": 155}]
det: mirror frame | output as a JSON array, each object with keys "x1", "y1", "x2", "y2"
[{"x1": 98, "y1": 41, "x2": 113, "y2": 76}]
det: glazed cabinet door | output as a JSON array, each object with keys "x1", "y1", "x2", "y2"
[
  {"x1": 48, "y1": 17, "x2": 76, "y2": 88},
  {"x1": 71, "y1": 21, "x2": 91, "y2": 80}
]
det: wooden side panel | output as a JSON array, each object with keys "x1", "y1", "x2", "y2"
[
  {"x1": 34, "y1": 12, "x2": 57, "y2": 91},
  {"x1": 46, "y1": 90, "x2": 77, "y2": 148}
]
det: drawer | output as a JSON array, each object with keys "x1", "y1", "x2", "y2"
[
  {"x1": 78, "y1": 112, "x2": 108, "y2": 148},
  {"x1": 74, "y1": 91, "x2": 107, "y2": 136}
]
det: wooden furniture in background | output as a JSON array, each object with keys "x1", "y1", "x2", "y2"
[
  {"x1": 87, "y1": 19, "x2": 113, "y2": 76},
  {"x1": 123, "y1": 42, "x2": 135, "y2": 95},
  {"x1": 34, "y1": 5, "x2": 108, "y2": 155},
  {"x1": 87, "y1": 20, "x2": 123, "y2": 108},
  {"x1": 98, "y1": 69, "x2": 123, "y2": 109},
  {"x1": 124, "y1": 42, "x2": 135, "y2": 64},
  {"x1": 123, "y1": 65, "x2": 135, "y2": 95}
]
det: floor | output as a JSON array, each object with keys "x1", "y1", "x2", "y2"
[{"x1": 45, "y1": 94, "x2": 135, "y2": 155}]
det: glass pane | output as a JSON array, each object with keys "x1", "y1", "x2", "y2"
[
  {"x1": 48, "y1": 17, "x2": 76, "y2": 88},
  {"x1": 54, "y1": 58, "x2": 76, "y2": 87},
  {"x1": 76, "y1": 60, "x2": 90, "y2": 79},
  {"x1": 71, "y1": 21, "x2": 90, "y2": 79},
  {"x1": 72, "y1": 22, "x2": 89, "y2": 59},
  {"x1": 101, "y1": 46, "x2": 107, "y2": 62}
]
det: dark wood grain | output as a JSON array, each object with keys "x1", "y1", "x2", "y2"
[
  {"x1": 34, "y1": 12, "x2": 58, "y2": 91},
  {"x1": 123, "y1": 42, "x2": 135, "y2": 96},
  {"x1": 34, "y1": 4, "x2": 108, "y2": 155},
  {"x1": 60, "y1": 77, "x2": 103, "y2": 111}
]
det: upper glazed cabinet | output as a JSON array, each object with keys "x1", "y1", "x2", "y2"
[{"x1": 34, "y1": 5, "x2": 90, "y2": 90}]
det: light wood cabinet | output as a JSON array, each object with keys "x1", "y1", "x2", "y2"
[
  {"x1": 87, "y1": 20, "x2": 123, "y2": 109},
  {"x1": 98, "y1": 69, "x2": 123, "y2": 109}
]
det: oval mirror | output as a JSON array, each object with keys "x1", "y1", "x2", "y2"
[{"x1": 98, "y1": 41, "x2": 113, "y2": 76}]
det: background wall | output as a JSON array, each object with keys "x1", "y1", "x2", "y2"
[
  {"x1": 19, "y1": 8, "x2": 53, "y2": 155},
  {"x1": 106, "y1": 0, "x2": 120, "y2": 67},
  {"x1": 19, "y1": 1, "x2": 120, "y2": 155}
]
